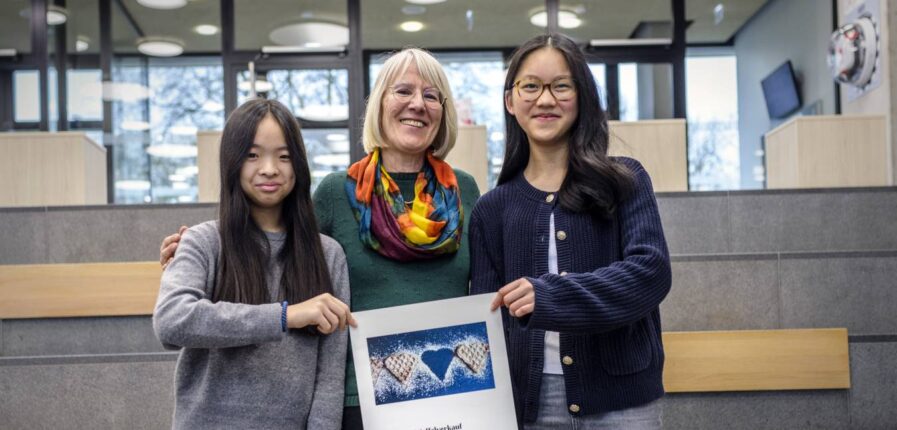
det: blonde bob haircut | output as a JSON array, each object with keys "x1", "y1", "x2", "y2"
[{"x1": 363, "y1": 48, "x2": 457, "y2": 159}]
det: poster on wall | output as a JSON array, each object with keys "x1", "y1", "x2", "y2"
[
  {"x1": 349, "y1": 294, "x2": 517, "y2": 430},
  {"x1": 842, "y1": 0, "x2": 881, "y2": 101}
]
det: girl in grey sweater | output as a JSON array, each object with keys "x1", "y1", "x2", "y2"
[{"x1": 154, "y1": 99, "x2": 354, "y2": 430}]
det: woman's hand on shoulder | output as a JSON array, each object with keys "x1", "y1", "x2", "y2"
[
  {"x1": 160, "y1": 225, "x2": 189, "y2": 269},
  {"x1": 490, "y1": 278, "x2": 535, "y2": 318},
  {"x1": 287, "y1": 293, "x2": 357, "y2": 334}
]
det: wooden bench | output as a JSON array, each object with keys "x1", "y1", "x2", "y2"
[{"x1": 0, "y1": 262, "x2": 851, "y2": 392}]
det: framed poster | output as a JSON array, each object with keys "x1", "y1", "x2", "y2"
[{"x1": 349, "y1": 294, "x2": 517, "y2": 430}]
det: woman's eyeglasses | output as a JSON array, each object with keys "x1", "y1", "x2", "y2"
[
  {"x1": 511, "y1": 77, "x2": 576, "y2": 102},
  {"x1": 390, "y1": 85, "x2": 446, "y2": 108}
]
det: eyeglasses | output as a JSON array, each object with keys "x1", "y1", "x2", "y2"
[
  {"x1": 390, "y1": 85, "x2": 446, "y2": 108},
  {"x1": 511, "y1": 77, "x2": 576, "y2": 102}
]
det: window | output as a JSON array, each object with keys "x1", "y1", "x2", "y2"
[
  {"x1": 13, "y1": 70, "x2": 40, "y2": 123},
  {"x1": 686, "y1": 54, "x2": 740, "y2": 190}
]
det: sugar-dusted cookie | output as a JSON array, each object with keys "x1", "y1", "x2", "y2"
[
  {"x1": 384, "y1": 352, "x2": 419, "y2": 385},
  {"x1": 455, "y1": 342, "x2": 490, "y2": 374},
  {"x1": 370, "y1": 357, "x2": 385, "y2": 384}
]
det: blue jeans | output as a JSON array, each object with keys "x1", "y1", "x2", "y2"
[{"x1": 525, "y1": 374, "x2": 662, "y2": 430}]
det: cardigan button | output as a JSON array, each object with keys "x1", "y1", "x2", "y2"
[
  {"x1": 569, "y1": 404, "x2": 581, "y2": 413},
  {"x1": 560, "y1": 271, "x2": 568, "y2": 276},
  {"x1": 556, "y1": 230, "x2": 567, "y2": 241},
  {"x1": 562, "y1": 356, "x2": 573, "y2": 365},
  {"x1": 545, "y1": 194, "x2": 555, "y2": 203}
]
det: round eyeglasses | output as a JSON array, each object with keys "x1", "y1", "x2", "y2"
[
  {"x1": 511, "y1": 77, "x2": 576, "y2": 102},
  {"x1": 390, "y1": 84, "x2": 446, "y2": 109}
]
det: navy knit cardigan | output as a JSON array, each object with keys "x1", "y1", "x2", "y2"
[{"x1": 469, "y1": 157, "x2": 672, "y2": 424}]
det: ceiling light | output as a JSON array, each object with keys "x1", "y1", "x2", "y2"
[
  {"x1": 402, "y1": 5, "x2": 426, "y2": 15},
  {"x1": 296, "y1": 104, "x2": 349, "y2": 122},
  {"x1": 269, "y1": 22, "x2": 349, "y2": 48},
  {"x1": 713, "y1": 4, "x2": 725, "y2": 26},
  {"x1": 75, "y1": 36, "x2": 90, "y2": 52},
  {"x1": 400, "y1": 21, "x2": 424, "y2": 32},
  {"x1": 121, "y1": 120, "x2": 150, "y2": 131},
  {"x1": 47, "y1": 6, "x2": 68, "y2": 25},
  {"x1": 137, "y1": 37, "x2": 184, "y2": 57},
  {"x1": 146, "y1": 143, "x2": 197, "y2": 158},
  {"x1": 194, "y1": 24, "x2": 219, "y2": 36},
  {"x1": 136, "y1": 0, "x2": 187, "y2": 10},
  {"x1": 529, "y1": 10, "x2": 582, "y2": 29},
  {"x1": 405, "y1": 0, "x2": 446, "y2": 4},
  {"x1": 0, "y1": 49, "x2": 17, "y2": 57}
]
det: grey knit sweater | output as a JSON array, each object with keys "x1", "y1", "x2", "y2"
[{"x1": 153, "y1": 220, "x2": 349, "y2": 430}]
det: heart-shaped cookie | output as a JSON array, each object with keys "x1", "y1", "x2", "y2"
[
  {"x1": 384, "y1": 352, "x2": 419, "y2": 385},
  {"x1": 455, "y1": 341, "x2": 490, "y2": 374},
  {"x1": 420, "y1": 348, "x2": 455, "y2": 381},
  {"x1": 370, "y1": 357, "x2": 385, "y2": 384}
]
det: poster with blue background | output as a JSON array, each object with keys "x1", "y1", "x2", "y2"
[{"x1": 367, "y1": 322, "x2": 495, "y2": 405}]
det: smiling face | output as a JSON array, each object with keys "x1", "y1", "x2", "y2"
[
  {"x1": 505, "y1": 47, "x2": 579, "y2": 149},
  {"x1": 379, "y1": 63, "x2": 444, "y2": 158},
  {"x1": 240, "y1": 114, "x2": 295, "y2": 212}
]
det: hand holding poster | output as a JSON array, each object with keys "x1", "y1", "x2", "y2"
[{"x1": 349, "y1": 294, "x2": 518, "y2": 430}]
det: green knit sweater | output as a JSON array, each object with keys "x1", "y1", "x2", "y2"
[{"x1": 312, "y1": 169, "x2": 480, "y2": 407}]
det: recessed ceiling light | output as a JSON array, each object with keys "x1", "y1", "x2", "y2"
[
  {"x1": 405, "y1": 0, "x2": 446, "y2": 4},
  {"x1": 400, "y1": 21, "x2": 424, "y2": 32},
  {"x1": 713, "y1": 4, "x2": 725, "y2": 26},
  {"x1": 194, "y1": 24, "x2": 219, "y2": 36},
  {"x1": 47, "y1": 6, "x2": 68, "y2": 25},
  {"x1": 402, "y1": 5, "x2": 426, "y2": 15},
  {"x1": 75, "y1": 36, "x2": 90, "y2": 52},
  {"x1": 136, "y1": 37, "x2": 184, "y2": 57},
  {"x1": 269, "y1": 22, "x2": 349, "y2": 48},
  {"x1": 529, "y1": 10, "x2": 582, "y2": 29},
  {"x1": 136, "y1": 0, "x2": 187, "y2": 10}
]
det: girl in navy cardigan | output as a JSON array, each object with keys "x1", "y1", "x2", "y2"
[{"x1": 469, "y1": 33, "x2": 672, "y2": 429}]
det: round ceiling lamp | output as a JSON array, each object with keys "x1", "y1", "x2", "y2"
[
  {"x1": 400, "y1": 21, "x2": 424, "y2": 32},
  {"x1": 405, "y1": 0, "x2": 446, "y2": 4},
  {"x1": 295, "y1": 104, "x2": 349, "y2": 122},
  {"x1": 137, "y1": 37, "x2": 184, "y2": 57},
  {"x1": 529, "y1": 10, "x2": 582, "y2": 29},
  {"x1": 76, "y1": 36, "x2": 90, "y2": 52},
  {"x1": 828, "y1": 15, "x2": 878, "y2": 88},
  {"x1": 47, "y1": 6, "x2": 68, "y2": 25},
  {"x1": 136, "y1": 0, "x2": 187, "y2": 10},
  {"x1": 269, "y1": 22, "x2": 349, "y2": 48},
  {"x1": 194, "y1": 24, "x2": 219, "y2": 36}
]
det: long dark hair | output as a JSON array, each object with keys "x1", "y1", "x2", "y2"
[
  {"x1": 214, "y1": 98, "x2": 332, "y2": 305},
  {"x1": 500, "y1": 33, "x2": 633, "y2": 218}
]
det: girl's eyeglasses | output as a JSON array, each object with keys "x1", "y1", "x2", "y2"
[{"x1": 511, "y1": 77, "x2": 576, "y2": 102}]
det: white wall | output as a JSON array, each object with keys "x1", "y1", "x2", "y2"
[{"x1": 734, "y1": 0, "x2": 836, "y2": 189}]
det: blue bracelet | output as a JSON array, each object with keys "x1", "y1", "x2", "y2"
[{"x1": 281, "y1": 301, "x2": 288, "y2": 332}]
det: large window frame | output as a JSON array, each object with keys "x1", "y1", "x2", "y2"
[{"x1": 3, "y1": 0, "x2": 693, "y2": 200}]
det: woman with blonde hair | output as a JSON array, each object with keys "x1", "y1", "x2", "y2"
[{"x1": 161, "y1": 48, "x2": 480, "y2": 429}]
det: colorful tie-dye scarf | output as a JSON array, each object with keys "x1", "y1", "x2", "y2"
[{"x1": 345, "y1": 148, "x2": 463, "y2": 262}]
